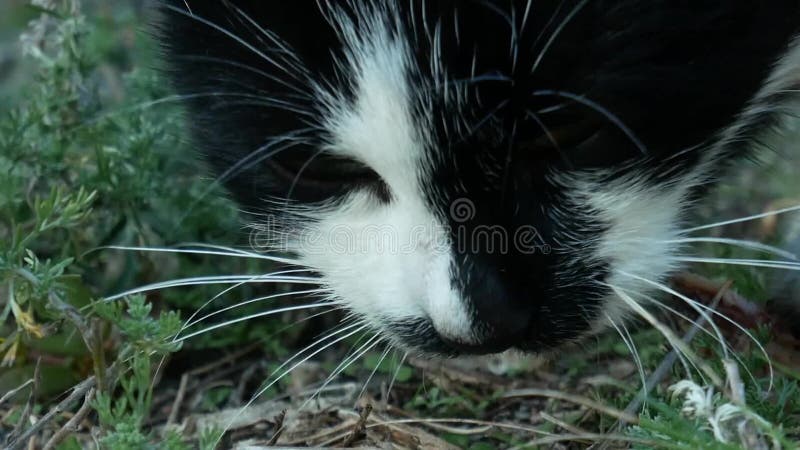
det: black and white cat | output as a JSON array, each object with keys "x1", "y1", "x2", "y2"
[{"x1": 156, "y1": 1, "x2": 800, "y2": 356}]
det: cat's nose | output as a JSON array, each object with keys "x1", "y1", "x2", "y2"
[{"x1": 441, "y1": 268, "x2": 533, "y2": 355}]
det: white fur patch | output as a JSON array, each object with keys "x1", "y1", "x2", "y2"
[
  {"x1": 284, "y1": 7, "x2": 476, "y2": 347},
  {"x1": 558, "y1": 171, "x2": 694, "y2": 329}
]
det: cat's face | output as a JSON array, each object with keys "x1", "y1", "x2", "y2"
[{"x1": 159, "y1": 1, "x2": 799, "y2": 355}]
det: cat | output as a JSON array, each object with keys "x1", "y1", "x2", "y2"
[{"x1": 155, "y1": 0, "x2": 800, "y2": 356}]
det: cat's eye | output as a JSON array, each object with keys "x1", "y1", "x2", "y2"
[
  {"x1": 519, "y1": 118, "x2": 600, "y2": 166},
  {"x1": 522, "y1": 117, "x2": 642, "y2": 168},
  {"x1": 528, "y1": 119, "x2": 599, "y2": 151},
  {"x1": 267, "y1": 149, "x2": 389, "y2": 202}
]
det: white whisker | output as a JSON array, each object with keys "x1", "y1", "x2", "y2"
[
  {"x1": 104, "y1": 274, "x2": 318, "y2": 302},
  {"x1": 606, "y1": 315, "x2": 647, "y2": 408},
  {"x1": 385, "y1": 351, "x2": 409, "y2": 403},
  {"x1": 300, "y1": 333, "x2": 383, "y2": 410},
  {"x1": 682, "y1": 203, "x2": 800, "y2": 233},
  {"x1": 101, "y1": 244, "x2": 300, "y2": 264},
  {"x1": 173, "y1": 132, "x2": 316, "y2": 223},
  {"x1": 179, "y1": 268, "x2": 315, "y2": 333},
  {"x1": 618, "y1": 271, "x2": 773, "y2": 391},
  {"x1": 628, "y1": 274, "x2": 730, "y2": 362},
  {"x1": 604, "y1": 283, "x2": 722, "y2": 385},
  {"x1": 677, "y1": 257, "x2": 800, "y2": 271},
  {"x1": 284, "y1": 147, "x2": 328, "y2": 202},
  {"x1": 177, "y1": 243, "x2": 301, "y2": 263},
  {"x1": 226, "y1": 2, "x2": 306, "y2": 71},
  {"x1": 248, "y1": 320, "x2": 364, "y2": 397},
  {"x1": 619, "y1": 273, "x2": 729, "y2": 360},
  {"x1": 357, "y1": 344, "x2": 392, "y2": 404},
  {"x1": 182, "y1": 288, "x2": 327, "y2": 331},
  {"x1": 220, "y1": 321, "x2": 369, "y2": 442},
  {"x1": 163, "y1": 4, "x2": 304, "y2": 81},
  {"x1": 175, "y1": 302, "x2": 337, "y2": 342},
  {"x1": 664, "y1": 237, "x2": 797, "y2": 260},
  {"x1": 634, "y1": 291, "x2": 761, "y2": 390},
  {"x1": 530, "y1": 0, "x2": 589, "y2": 75},
  {"x1": 227, "y1": 138, "x2": 311, "y2": 181}
]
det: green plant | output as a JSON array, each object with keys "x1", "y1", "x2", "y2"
[{"x1": 0, "y1": 1, "x2": 255, "y2": 447}]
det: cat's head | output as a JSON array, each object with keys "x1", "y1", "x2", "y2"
[{"x1": 157, "y1": 0, "x2": 799, "y2": 355}]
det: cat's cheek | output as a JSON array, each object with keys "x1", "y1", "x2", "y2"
[
  {"x1": 290, "y1": 196, "x2": 476, "y2": 344},
  {"x1": 552, "y1": 168, "x2": 696, "y2": 333}
]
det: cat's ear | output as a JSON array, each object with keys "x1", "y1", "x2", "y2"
[{"x1": 153, "y1": 1, "x2": 337, "y2": 209}]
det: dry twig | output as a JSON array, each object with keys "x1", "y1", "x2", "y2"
[
  {"x1": 0, "y1": 379, "x2": 34, "y2": 409},
  {"x1": 167, "y1": 373, "x2": 189, "y2": 426},
  {"x1": 266, "y1": 410, "x2": 286, "y2": 446},
  {"x1": 5, "y1": 362, "x2": 118, "y2": 450},
  {"x1": 6, "y1": 359, "x2": 41, "y2": 447},
  {"x1": 41, "y1": 387, "x2": 95, "y2": 450},
  {"x1": 342, "y1": 403, "x2": 372, "y2": 447},
  {"x1": 501, "y1": 388, "x2": 638, "y2": 424}
]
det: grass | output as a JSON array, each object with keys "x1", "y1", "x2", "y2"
[{"x1": 0, "y1": 1, "x2": 798, "y2": 449}]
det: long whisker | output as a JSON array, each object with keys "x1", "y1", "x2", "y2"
[
  {"x1": 385, "y1": 351, "x2": 409, "y2": 403},
  {"x1": 213, "y1": 134, "x2": 313, "y2": 186},
  {"x1": 663, "y1": 237, "x2": 797, "y2": 260},
  {"x1": 177, "y1": 242, "x2": 302, "y2": 262},
  {"x1": 182, "y1": 288, "x2": 327, "y2": 331},
  {"x1": 163, "y1": 4, "x2": 304, "y2": 81},
  {"x1": 219, "y1": 321, "x2": 369, "y2": 442},
  {"x1": 357, "y1": 344, "x2": 392, "y2": 404},
  {"x1": 619, "y1": 273, "x2": 730, "y2": 362},
  {"x1": 179, "y1": 268, "x2": 315, "y2": 333},
  {"x1": 300, "y1": 333, "x2": 383, "y2": 410},
  {"x1": 175, "y1": 302, "x2": 338, "y2": 342},
  {"x1": 104, "y1": 274, "x2": 318, "y2": 302},
  {"x1": 618, "y1": 271, "x2": 773, "y2": 390},
  {"x1": 531, "y1": 89, "x2": 648, "y2": 155},
  {"x1": 633, "y1": 291, "x2": 732, "y2": 353},
  {"x1": 604, "y1": 283, "x2": 722, "y2": 386},
  {"x1": 150, "y1": 303, "x2": 339, "y2": 398},
  {"x1": 630, "y1": 275, "x2": 730, "y2": 362},
  {"x1": 422, "y1": 73, "x2": 513, "y2": 94},
  {"x1": 606, "y1": 315, "x2": 647, "y2": 408},
  {"x1": 611, "y1": 288, "x2": 707, "y2": 385},
  {"x1": 520, "y1": 0, "x2": 534, "y2": 37},
  {"x1": 676, "y1": 257, "x2": 800, "y2": 271},
  {"x1": 225, "y1": 1, "x2": 306, "y2": 71},
  {"x1": 461, "y1": 99, "x2": 510, "y2": 142},
  {"x1": 526, "y1": 110, "x2": 575, "y2": 169},
  {"x1": 530, "y1": 0, "x2": 590, "y2": 75},
  {"x1": 633, "y1": 290, "x2": 761, "y2": 390},
  {"x1": 682, "y1": 203, "x2": 800, "y2": 233},
  {"x1": 212, "y1": 99, "x2": 315, "y2": 117}
]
